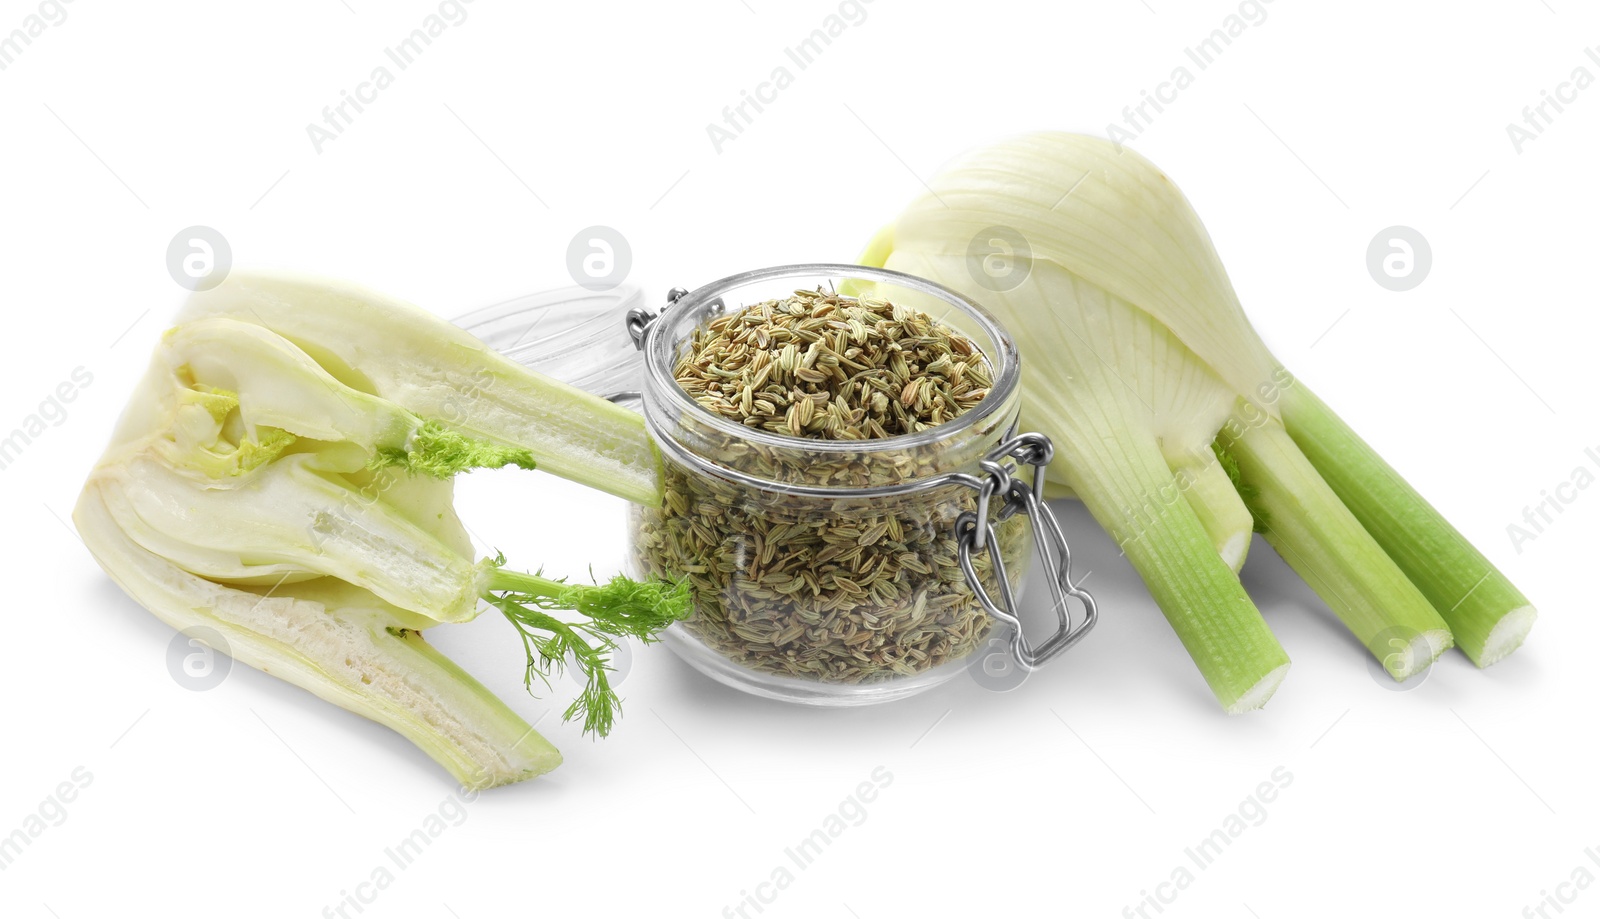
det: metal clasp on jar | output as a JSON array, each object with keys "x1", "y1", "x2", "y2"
[
  {"x1": 954, "y1": 433, "x2": 1098, "y2": 671},
  {"x1": 627, "y1": 287, "x2": 723, "y2": 350}
]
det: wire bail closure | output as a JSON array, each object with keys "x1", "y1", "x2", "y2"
[{"x1": 955, "y1": 433, "x2": 1098, "y2": 671}]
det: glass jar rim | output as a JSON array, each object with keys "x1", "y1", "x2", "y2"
[{"x1": 641, "y1": 262, "x2": 1021, "y2": 458}]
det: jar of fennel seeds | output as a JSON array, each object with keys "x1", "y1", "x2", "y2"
[{"x1": 623, "y1": 264, "x2": 1098, "y2": 705}]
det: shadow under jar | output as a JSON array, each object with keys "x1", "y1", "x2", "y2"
[{"x1": 629, "y1": 264, "x2": 1091, "y2": 705}]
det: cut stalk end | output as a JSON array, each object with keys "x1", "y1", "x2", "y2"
[
  {"x1": 1177, "y1": 453, "x2": 1255, "y2": 574},
  {"x1": 1478, "y1": 604, "x2": 1538, "y2": 668},
  {"x1": 1377, "y1": 629, "x2": 1454, "y2": 682},
  {"x1": 1218, "y1": 531, "x2": 1250, "y2": 573},
  {"x1": 1225, "y1": 662, "x2": 1291, "y2": 714}
]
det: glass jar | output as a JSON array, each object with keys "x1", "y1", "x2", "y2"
[
  {"x1": 625, "y1": 264, "x2": 1095, "y2": 705},
  {"x1": 454, "y1": 285, "x2": 646, "y2": 408},
  {"x1": 458, "y1": 266, "x2": 1096, "y2": 706}
]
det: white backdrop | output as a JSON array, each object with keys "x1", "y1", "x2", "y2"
[{"x1": 2, "y1": 1, "x2": 1594, "y2": 917}]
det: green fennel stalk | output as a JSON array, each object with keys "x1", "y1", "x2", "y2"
[
  {"x1": 1278, "y1": 384, "x2": 1534, "y2": 664},
  {"x1": 1219, "y1": 409, "x2": 1452, "y2": 676},
  {"x1": 1061, "y1": 398, "x2": 1290, "y2": 711}
]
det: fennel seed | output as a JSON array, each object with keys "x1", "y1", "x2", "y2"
[{"x1": 632, "y1": 289, "x2": 1025, "y2": 684}]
